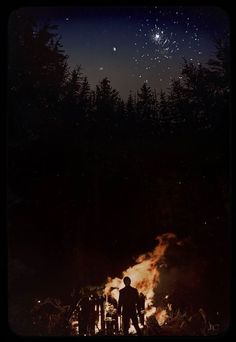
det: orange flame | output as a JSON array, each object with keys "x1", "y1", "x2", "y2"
[
  {"x1": 155, "y1": 308, "x2": 169, "y2": 326},
  {"x1": 104, "y1": 233, "x2": 176, "y2": 320}
]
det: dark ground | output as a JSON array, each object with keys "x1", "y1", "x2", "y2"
[{"x1": 7, "y1": 127, "x2": 230, "y2": 335}]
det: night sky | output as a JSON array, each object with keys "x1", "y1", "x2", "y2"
[{"x1": 24, "y1": 6, "x2": 229, "y2": 99}]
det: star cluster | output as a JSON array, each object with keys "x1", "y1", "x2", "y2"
[{"x1": 130, "y1": 7, "x2": 210, "y2": 85}]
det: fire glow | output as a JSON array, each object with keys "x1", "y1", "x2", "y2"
[{"x1": 104, "y1": 233, "x2": 177, "y2": 324}]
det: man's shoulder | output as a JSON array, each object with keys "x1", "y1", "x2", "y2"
[
  {"x1": 130, "y1": 286, "x2": 138, "y2": 293},
  {"x1": 119, "y1": 286, "x2": 138, "y2": 293}
]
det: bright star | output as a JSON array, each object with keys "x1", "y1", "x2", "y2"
[{"x1": 113, "y1": 47, "x2": 117, "y2": 52}]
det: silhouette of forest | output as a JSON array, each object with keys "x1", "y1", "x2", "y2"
[
  {"x1": 7, "y1": 9, "x2": 230, "y2": 335},
  {"x1": 8, "y1": 10, "x2": 230, "y2": 149}
]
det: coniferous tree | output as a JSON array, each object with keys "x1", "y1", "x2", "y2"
[
  {"x1": 64, "y1": 66, "x2": 82, "y2": 103},
  {"x1": 181, "y1": 33, "x2": 229, "y2": 131},
  {"x1": 94, "y1": 77, "x2": 120, "y2": 138},
  {"x1": 126, "y1": 91, "x2": 136, "y2": 121},
  {"x1": 180, "y1": 61, "x2": 213, "y2": 129},
  {"x1": 78, "y1": 77, "x2": 91, "y2": 117},
  {"x1": 116, "y1": 98, "x2": 125, "y2": 116},
  {"x1": 63, "y1": 66, "x2": 82, "y2": 126},
  {"x1": 89, "y1": 90, "x2": 96, "y2": 114},
  {"x1": 8, "y1": 9, "x2": 68, "y2": 143},
  {"x1": 168, "y1": 79, "x2": 188, "y2": 131},
  {"x1": 207, "y1": 33, "x2": 230, "y2": 90},
  {"x1": 137, "y1": 83, "x2": 155, "y2": 120},
  {"x1": 95, "y1": 77, "x2": 119, "y2": 119},
  {"x1": 207, "y1": 33, "x2": 230, "y2": 131}
]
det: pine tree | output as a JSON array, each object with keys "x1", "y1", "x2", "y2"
[
  {"x1": 95, "y1": 77, "x2": 119, "y2": 119},
  {"x1": 137, "y1": 83, "x2": 155, "y2": 120},
  {"x1": 64, "y1": 66, "x2": 82, "y2": 105},
  {"x1": 168, "y1": 79, "x2": 188, "y2": 130},
  {"x1": 207, "y1": 33, "x2": 230, "y2": 88},
  {"x1": 181, "y1": 60, "x2": 214, "y2": 129},
  {"x1": 207, "y1": 33, "x2": 230, "y2": 131},
  {"x1": 78, "y1": 77, "x2": 91, "y2": 115},
  {"x1": 126, "y1": 91, "x2": 136, "y2": 120},
  {"x1": 8, "y1": 9, "x2": 68, "y2": 142},
  {"x1": 117, "y1": 98, "x2": 125, "y2": 115}
]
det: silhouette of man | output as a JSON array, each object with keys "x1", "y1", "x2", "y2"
[
  {"x1": 117, "y1": 277, "x2": 142, "y2": 336},
  {"x1": 79, "y1": 289, "x2": 90, "y2": 335},
  {"x1": 79, "y1": 288, "x2": 95, "y2": 335}
]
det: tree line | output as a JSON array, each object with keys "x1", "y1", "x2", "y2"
[{"x1": 8, "y1": 9, "x2": 230, "y2": 147}]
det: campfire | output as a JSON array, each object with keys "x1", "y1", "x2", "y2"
[
  {"x1": 104, "y1": 232, "x2": 177, "y2": 329},
  {"x1": 32, "y1": 233, "x2": 222, "y2": 336}
]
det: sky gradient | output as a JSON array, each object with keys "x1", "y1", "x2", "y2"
[{"x1": 20, "y1": 6, "x2": 229, "y2": 99}]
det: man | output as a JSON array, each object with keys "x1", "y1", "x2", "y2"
[
  {"x1": 117, "y1": 277, "x2": 142, "y2": 336},
  {"x1": 79, "y1": 288, "x2": 95, "y2": 335},
  {"x1": 79, "y1": 289, "x2": 90, "y2": 335}
]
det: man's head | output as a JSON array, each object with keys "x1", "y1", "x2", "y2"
[{"x1": 123, "y1": 276, "x2": 131, "y2": 287}]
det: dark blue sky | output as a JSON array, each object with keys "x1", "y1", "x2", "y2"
[{"x1": 23, "y1": 6, "x2": 229, "y2": 99}]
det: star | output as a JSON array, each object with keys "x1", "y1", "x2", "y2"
[
  {"x1": 113, "y1": 47, "x2": 117, "y2": 52},
  {"x1": 99, "y1": 67, "x2": 104, "y2": 71}
]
